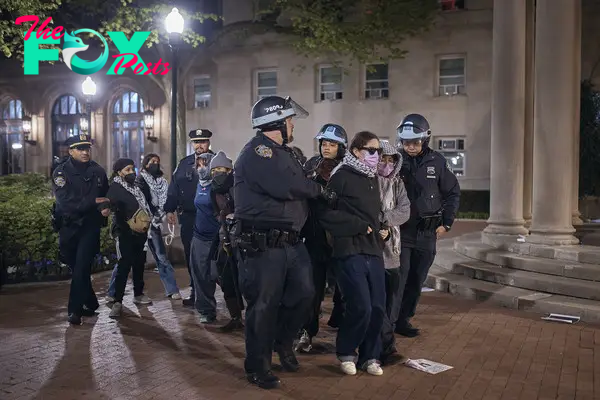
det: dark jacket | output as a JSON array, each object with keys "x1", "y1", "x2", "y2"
[
  {"x1": 400, "y1": 147, "x2": 460, "y2": 248},
  {"x1": 135, "y1": 175, "x2": 155, "y2": 215},
  {"x1": 234, "y1": 133, "x2": 321, "y2": 232},
  {"x1": 106, "y1": 181, "x2": 146, "y2": 237},
  {"x1": 301, "y1": 156, "x2": 339, "y2": 263},
  {"x1": 321, "y1": 165, "x2": 383, "y2": 259}
]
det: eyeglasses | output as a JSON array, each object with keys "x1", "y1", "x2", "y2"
[{"x1": 360, "y1": 147, "x2": 382, "y2": 155}]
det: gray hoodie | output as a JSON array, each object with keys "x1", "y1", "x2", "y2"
[{"x1": 377, "y1": 140, "x2": 411, "y2": 269}]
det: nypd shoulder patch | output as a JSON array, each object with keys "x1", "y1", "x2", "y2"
[
  {"x1": 255, "y1": 144, "x2": 273, "y2": 158},
  {"x1": 54, "y1": 176, "x2": 66, "y2": 187}
]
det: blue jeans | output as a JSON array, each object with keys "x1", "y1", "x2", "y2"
[
  {"x1": 335, "y1": 254, "x2": 386, "y2": 367},
  {"x1": 108, "y1": 226, "x2": 179, "y2": 297}
]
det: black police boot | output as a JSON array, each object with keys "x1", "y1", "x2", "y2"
[
  {"x1": 394, "y1": 321, "x2": 420, "y2": 338},
  {"x1": 246, "y1": 371, "x2": 280, "y2": 389},
  {"x1": 219, "y1": 317, "x2": 244, "y2": 333},
  {"x1": 68, "y1": 313, "x2": 82, "y2": 325},
  {"x1": 182, "y1": 296, "x2": 195, "y2": 307},
  {"x1": 275, "y1": 347, "x2": 300, "y2": 372}
]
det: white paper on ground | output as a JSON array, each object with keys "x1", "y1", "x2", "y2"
[
  {"x1": 405, "y1": 359, "x2": 453, "y2": 374},
  {"x1": 541, "y1": 313, "x2": 580, "y2": 324},
  {"x1": 421, "y1": 287, "x2": 435, "y2": 292}
]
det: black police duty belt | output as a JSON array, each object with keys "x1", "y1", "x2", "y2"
[
  {"x1": 418, "y1": 211, "x2": 443, "y2": 233},
  {"x1": 239, "y1": 228, "x2": 301, "y2": 251}
]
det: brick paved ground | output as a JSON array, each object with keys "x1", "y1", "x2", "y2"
[{"x1": 2, "y1": 221, "x2": 600, "y2": 400}]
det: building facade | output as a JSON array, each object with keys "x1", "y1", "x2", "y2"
[{"x1": 1, "y1": 0, "x2": 600, "y2": 197}]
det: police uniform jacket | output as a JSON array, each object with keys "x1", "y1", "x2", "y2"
[
  {"x1": 52, "y1": 158, "x2": 109, "y2": 228},
  {"x1": 164, "y1": 154, "x2": 198, "y2": 215},
  {"x1": 399, "y1": 147, "x2": 460, "y2": 248},
  {"x1": 234, "y1": 133, "x2": 322, "y2": 232}
]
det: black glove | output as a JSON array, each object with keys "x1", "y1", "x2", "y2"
[{"x1": 320, "y1": 186, "x2": 338, "y2": 206}]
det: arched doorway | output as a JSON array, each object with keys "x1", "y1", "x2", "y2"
[
  {"x1": 111, "y1": 91, "x2": 145, "y2": 170},
  {"x1": 51, "y1": 94, "x2": 83, "y2": 163},
  {"x1": 0, "y1": 99, "x2": 24, "y2": 175}
]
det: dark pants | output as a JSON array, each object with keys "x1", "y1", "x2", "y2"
[
  {"x1": 190, "y1": 237, "x2": 217, "y2": 317},
  {"x1": 179, "y1": 212, "x2": 195, "y2": 297},
  {"x1": 60, "y1": 224, "x2": 101, "y2": 315},
  {"x1": 395, "y1": 245, "x2": 436, "y2": 326},
  {"x1": 303, "y1": 258, "x2": 329, "y2": 337},
  {"x1": 380, "y1": 267, "x2": 403, "y2": 356},
  {"x1": 216, "y1": 248, "x2": 243, "y2": 317},
  {"x1": 238, "y1": 242, "x2": 314, "y2": 374},
  {"x1": 335, "y1": 254, "x2": 385, "y2": 366},
  {"x1": 113, "y1": 232, "x2": 147, "y2": 302}
]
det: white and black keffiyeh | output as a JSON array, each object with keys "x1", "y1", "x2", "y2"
[
  {"x1": 140, "y1": 169, "x2": 168, "y2": 214},
  {"x1": 113, "y1": 176, "x2": 151, "y2": 216},
  {"x1": 332, "y1": 151, "x2": 377, "y2": 178}
]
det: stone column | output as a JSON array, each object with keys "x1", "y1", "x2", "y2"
[
  {"x1": 572, "y1": 1, "x2": 583, "y2": 226},
  {"x1": 483, "y1": 0, "x2": 528, "y2": 237},
  {"x1": 528, "y1": 0, "x2": 579, "y2": 245},
  {"x1": 523, "y1": 0, "x2": 535, "y2": 228}
]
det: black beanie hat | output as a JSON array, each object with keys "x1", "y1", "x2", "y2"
[{"x1": 113, "y1": 158, "x2": 135, "y2": 173}]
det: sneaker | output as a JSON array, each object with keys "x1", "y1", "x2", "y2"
[
  {"x1": 133, "y1": 295, "x2": 152, "y2": 305},
  {"x1": 340, "y1": 361, "x2": 357, "y2": 375},
  {"x1": 246, "y1": 371, "x2": 280, "y2": 390},
  {"x1": 294, "y1": 330, "x2": 313, "y2": 353},
  {"x1": 105, "y1": 296, "x2": 116, "y2": 304},
  {"x1": 199, "y1": 314, "x2": 216, "y2": 324},
  {"x1": 182, "y1": 297, "x2": 195, "y2": 307},
  {"x1": 68, "y1": 313, "x2": 82, "y2": 325},
  {"x1": 366, "y1": 363, "x2": 383, "y2": 376},
  {"x1": 109, "y1": 302, "x2": 122, "y2": 319},
  {"x1": 81, "y1": 306, "x2": 98, "y2": 317},
  {"x1": 170, "y1": 293, "x2": 182, "y2": 300},
  {"x1": 153, "y1": 267, "x2": 159, "y2": 273}
]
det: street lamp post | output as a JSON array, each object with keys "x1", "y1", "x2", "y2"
[
  {"x1": 81, "y1": 76, "x2": 97, "y2": 137},
  {"x1": 165, "y1": 7, "x2": 184, "y2": 173}
]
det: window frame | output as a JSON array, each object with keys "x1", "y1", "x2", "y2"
[
  {"x1": 255, "y1": 69, "x2": 278, "y2": 101},
  {"x1": 193, "y1": 75, "x2": 212, "y2": 109},
  {"x1": 437, "y1": 54, "x2": 466, "y2": 97},
  {"x1": 364, "y1": 63, "x2": 390, "y2": 100},
  {"x1": 318, "y1": 64, "x2": 343, "y2": 102},
  {"x1": 434, "y1": 136, "x2": 466, "y2": 176}
]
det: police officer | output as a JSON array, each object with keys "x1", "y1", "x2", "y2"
[
  {"x1": 164, "y1": 129, "x2": 214, "y2": 307},
  {"x1": 52, "y1": 134, "x2": 110, "y2": 325},
  {"x1": 234, "y1": 95, "x2": 329, "y2": 389},
  {"x1": 394, "y1": 114, "x2": 460, "y2": 337}
]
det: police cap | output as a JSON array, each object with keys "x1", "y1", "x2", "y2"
[
  {"x1": 64, "y1": 134, "x2": 92, "y2": 149},
  {"x1": 189, "y1": 129, "x2": 213, "y2": 141}
]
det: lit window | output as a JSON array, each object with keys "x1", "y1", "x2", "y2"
[{"x1": 436, "y1": 138, "x2": 465, "y2": 176}]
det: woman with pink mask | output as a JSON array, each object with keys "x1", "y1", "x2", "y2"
[
  {"x1": 376, "y1": 140, "x2": 411, "y2": 366},
  {"x1": 321, "y1": 131, "x2": 387, "y2": 376}
]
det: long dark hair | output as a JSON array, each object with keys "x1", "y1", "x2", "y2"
[
  {"x1": 142, "y1": 153, "x2": 160, "y2": 170},
  {"x1": 349, "y1": 131, "x2": 379, "y2": 152}
]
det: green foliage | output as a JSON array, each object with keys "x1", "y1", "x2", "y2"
[
  {"x1": 579, "y1": 80, "x2": 600, "y2": 197},
  {"x1": 0, "y1": 173, "x2": 115, "y2": 283},
  {"x1": 456, "y1": 211, "x2": 489, "y2": 220},
  {"x1": 0, "y1": 0, "x2": 62, "y2": 58},
  {"x1": 265, "y1": 0, "x2": 440, "y2": 64}
]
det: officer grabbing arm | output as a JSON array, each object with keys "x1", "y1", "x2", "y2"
[
  {"x1": 163, "y1": 129, "x2": 214, "y2": 307},
  {"x1": 234, "y1": 96, "x2": 324, "y2": 389},
  {"x1": 52, "y1": 134, "x2": 110, "y2": 325},
  {"x1": 393, "y1": 114, "x2": 460, "y2": 338}
]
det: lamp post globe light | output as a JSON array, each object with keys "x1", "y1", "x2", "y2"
[
  {"x1": 81, "y1": 76, "x2": 96, "y2": 137},
  {"x1": 165, "y1": 7, "x2": 184, "y2": 173}
]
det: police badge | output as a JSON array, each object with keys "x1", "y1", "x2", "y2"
[
  {"x1": 54, "y1": 176, "x2": 66, "y2": 187},
  {"x1": 255, "y1": 144, "x2": 273, "y2": 158}
]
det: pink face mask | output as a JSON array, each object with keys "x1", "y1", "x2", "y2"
[
  {"x1": 361, "y1": 150, "x2": 380, "y2": 168},
  {"x1": 378, "y1": 162, "x2": 394, "y2": 177}
]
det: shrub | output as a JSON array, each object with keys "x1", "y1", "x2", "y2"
[{"x1": 0, "y1": 173, "x2": 115, "y2": 285}]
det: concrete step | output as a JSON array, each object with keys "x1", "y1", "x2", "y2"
[
  {"x1": 507, "y1": 241, "x2": 600, "y2": 265},
  {"x1": 454, "y1": 240, "x2": 600, "y2": 282},
  {"x1": 452, "y1": 261, "x2": 600, "y2": 302},
  {"x1": 426, "y1": 265, "x2": 600, "y2": 324}
]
